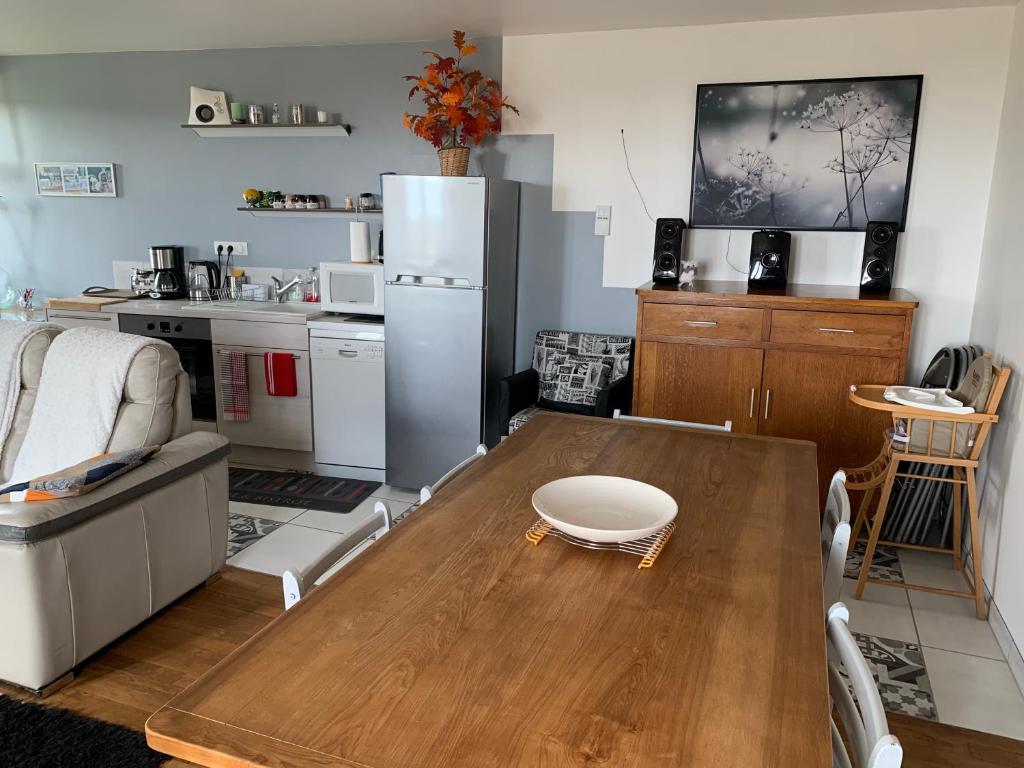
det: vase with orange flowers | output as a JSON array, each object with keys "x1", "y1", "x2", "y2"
[{"x1": 403, "y1": 31, "x2": 519, "y2": 176}]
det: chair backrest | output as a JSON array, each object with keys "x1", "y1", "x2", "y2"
[
  {"x1": 612, "y1": 409, "x2": 732, "y2": 433},
  {"x1": 827, "y1": 603, "x2": 903, "y2": 768},
  {"x1": 822, "y1": 471, "x2": 852, "y2": 609},
  {"x1": 283, "y1": 500, "x2": 391, "y2": 609},
  {"x1": 420, "y1": 444, "x2": 488, "y2": 503}
]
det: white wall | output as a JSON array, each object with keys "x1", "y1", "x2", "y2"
[
  {"x1": 503, "y1": 7, "x2": 1014, "y2": 376},
  {"x1": 971, "y1": 4, "x2": 1024, "y2": 681}
]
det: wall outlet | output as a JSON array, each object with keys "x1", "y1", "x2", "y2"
[
  {"x1": 594, "y1": 206, "x2": 612, "y2": 236},
  {"x1": 214, "y1": 241, "x2": 248, "y2": 257}
]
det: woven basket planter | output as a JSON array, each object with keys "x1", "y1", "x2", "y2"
[{"x1": 438, "y1": 146, "x2": 471, "y2": 176}]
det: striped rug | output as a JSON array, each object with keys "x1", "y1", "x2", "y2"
[{"x1": 228, "y1": 468, "x2": 380, "y2": 513}]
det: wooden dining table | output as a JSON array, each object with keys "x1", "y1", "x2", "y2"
[{"x1": 146, "y1": 412, "x2": 830, "y2": 767}]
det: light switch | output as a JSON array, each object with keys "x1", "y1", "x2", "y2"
[{"x1": 594, "y1": 206, "x2": 612, "y2": 237}]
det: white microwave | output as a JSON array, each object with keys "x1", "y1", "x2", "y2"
[{"x1": 320, "y1": 261, "x2": 385, "y2": 315}]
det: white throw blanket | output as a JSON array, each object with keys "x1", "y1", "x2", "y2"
[
  {"x1": 9, "y1": 327, "x2": 167, "y2": 485},
  {"x1": 0, "y1": 320, "x2": 61, "y2": 469}
]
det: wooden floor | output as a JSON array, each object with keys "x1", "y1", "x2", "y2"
[{"x1": 2, "y1": 566, "x2": 1022, "y2": 768}]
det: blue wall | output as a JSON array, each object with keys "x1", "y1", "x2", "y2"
[{"x1": 0, "y1": 40, "x2": 637, "y2": 367}]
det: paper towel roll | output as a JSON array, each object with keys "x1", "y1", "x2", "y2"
[{"x1": 350, "y1": 221, "x2": 371, "y2": 263}]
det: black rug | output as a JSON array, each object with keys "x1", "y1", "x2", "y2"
[
  {"x1": 0, "y1": 695, "x2": 167, "y2": 767},
  {"x1": 229, "y1": 467, "x2": 380, "y2": 512}
]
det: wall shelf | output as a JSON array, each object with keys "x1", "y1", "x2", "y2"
[
  {"x1": 183, "y1": 123, "x2": 351, "y2": 138},
  {"x1": 238, "y1": 207, "x2": 382, "y2": 218}
]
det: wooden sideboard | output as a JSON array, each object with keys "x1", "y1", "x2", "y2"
[{"x1": 633, "y1": 280, "x2": 918, "y2": 495}]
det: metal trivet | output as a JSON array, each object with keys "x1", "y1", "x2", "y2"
[{"x1": 525, "y1": 519, "x2": 676, "y2": 569}]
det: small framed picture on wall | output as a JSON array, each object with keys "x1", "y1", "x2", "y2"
[{"x1": 35, "y1": 162, "x2": 117, "y2": 197}]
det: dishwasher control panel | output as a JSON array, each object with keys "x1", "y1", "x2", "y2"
[{"x1": 310, "y1": 337, "x2": 385, "y2": 362}]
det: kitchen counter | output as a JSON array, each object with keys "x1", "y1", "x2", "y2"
[{"x1": 96, "y1": 299, "x2": 325, "y2": 324}]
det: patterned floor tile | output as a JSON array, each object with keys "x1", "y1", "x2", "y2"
[
  {"x1": 845, "y1": 632, "x2": 937, "y2": 721},
  {"x1": 227, "y1": 513, "x2": 283, "y2": 557},
  {"x1": 845, "y1": 541, "x2": 905, "y2": 584}
]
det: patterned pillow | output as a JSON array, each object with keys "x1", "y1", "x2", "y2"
[
  {"x1": 532, "y1": 331, "x2": 633, "y2": 384},
  {"x1": 538, "y1": 354, "x2": 612, "y2": 408},
  {"x1": 0, "y1": 446, "x2": 160, "y2": 503}
]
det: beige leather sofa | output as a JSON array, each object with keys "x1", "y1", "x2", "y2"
[{"x1": 0, "y1": 330, "x2": 230, "y2": 693}]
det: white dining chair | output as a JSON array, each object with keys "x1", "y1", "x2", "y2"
[
  {"x1": 827, "y1": 602, "x2": 902, "y2": 768},
  {"x1": 419, "y1": 443, "x2": 488, "y2": 504},
  {"x1": 282, "y1": 500, "x2": 392, "y2": 610},
  {"x1": 612, "y1": 409, "x2": 732, "y2": 433},
  {"x1": 822, "y1": 470, "x2": 853, "y2": 609}
]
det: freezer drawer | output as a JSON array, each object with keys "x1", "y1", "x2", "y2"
[{"x1": 384, "y1": 283, "x2": 484, "y2": 489}]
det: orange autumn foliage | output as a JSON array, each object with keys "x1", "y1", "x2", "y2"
[{"x1": 403, "y1": 30, "x2": 518, "y2": 149}]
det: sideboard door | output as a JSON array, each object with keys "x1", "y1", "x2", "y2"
[
  {"x1": 636, "y1": 342, "x2": 763, "y2": 434},
  {"x1": 759, "y1": 349, "x2": 900, "y2": 488}
]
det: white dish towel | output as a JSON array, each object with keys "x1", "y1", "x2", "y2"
[
  {"x1": 0, "y1": 320, "x2": 62, "y2": 469},
  {"x1": 9, "y1": 327, "x2": 167, "y2": 484}
]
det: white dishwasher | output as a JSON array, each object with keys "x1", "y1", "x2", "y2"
[{"x1": 309, "y1": 315, "x2": 385, "y2": 480}]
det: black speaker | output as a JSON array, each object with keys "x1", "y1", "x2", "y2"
[
  {"x1": 652, "y1": 218, "x2": 687, "y2": 284},
  {"x1": 748, "y1": 230, "x2": 791, "y2": 288},
  {"x1": 861, "y1": 221, "x2": 899, "y2": 293}
]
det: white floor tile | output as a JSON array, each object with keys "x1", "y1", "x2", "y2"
[
  {"x1": 924, "y1": 647, "x2": 1024, "y2": 740},
  {"x1": 914, "y1": 607, "x2": 1003, "y2": 660},
  {"x1": 840, "y1": 578, "x2": 918, "y2": 643},
  {"x1": 229, "y1": 500, "x2": 305, "y2": 524},
  {"x1": 292, "y1": 497, "x2": 413, "y2": 534},
  {"x1": 226, "y1": 524, "x2": 344, "y2": 577},
  {"x1": 373, "y1": 484, "x2": 420, "y2": 504}
]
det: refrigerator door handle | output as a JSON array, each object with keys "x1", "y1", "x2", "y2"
[{"x1": 387, "y1": 275, "x2": 480, "y2": 289}]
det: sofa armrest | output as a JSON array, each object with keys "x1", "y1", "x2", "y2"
[
  {"x1": 594, "y1": 372, "x2": 634, "y2": 418},
  {"x1": 0, "y1": 432, "x2": 231, "y2": 544},
  {"x1": 498, "y1": 368, "x2": 540, "y2": 435}
]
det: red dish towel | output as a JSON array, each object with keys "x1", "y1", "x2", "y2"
[
  {"x1": 220, "y1": 350, "x2": 250, "y2": 422},
  {"x1": 264, "y1": 352, "x2": 298, "y2": 397}
]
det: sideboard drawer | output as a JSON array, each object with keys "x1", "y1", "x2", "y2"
[
  {"x1": 769, "y1": 310, "x2": 905, "y2": 351},
  {"x1": 642, "y1": 304, "x2": 764, "y2": 342}
]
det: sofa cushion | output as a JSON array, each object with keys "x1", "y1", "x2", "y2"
[
  {"x1": 507, "y1": 406, "x2": 539, "y2": 434},
  {"x1": 0, "y1": 328, "x2": 62, "y2": 484},
  {"x1": 0, "y1": 446, "x2": 160, "y2": 503},
  {"x1": 107, "y1": 343, "x2": 181, "y2": 452},
  {"x1": 537, "y1": 354, "x2": 612, "y2": 409},
  {"x1": 532, "y1": 330, "x2": 633, "y2": 384}
]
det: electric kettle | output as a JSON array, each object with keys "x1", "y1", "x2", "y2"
[{"x1": 188, "y1": 261, "x2": 222, "y2": 302}]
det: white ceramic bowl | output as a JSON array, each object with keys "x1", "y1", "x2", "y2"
[{"x1": 531, "y1": 475, "x2": 678, "y2": 543}]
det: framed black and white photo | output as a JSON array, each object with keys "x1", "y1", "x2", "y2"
[
  {"x1": 35, "y1": 162, "x2": 117, "y2": 197},
  {"x1": 689, "y1": 75, "x2": 922, "y2": 231}
]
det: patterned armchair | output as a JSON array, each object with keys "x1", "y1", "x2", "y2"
[{"x1": 498, "y1": 330, "x2": 635, "y2": 436}]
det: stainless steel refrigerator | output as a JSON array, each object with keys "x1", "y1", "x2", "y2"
[{"x1": 382, "y1": 175, "x2": 520, "y2": 489}]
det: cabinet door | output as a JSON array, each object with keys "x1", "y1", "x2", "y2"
[
  {"x1": 760, "y1": 350, "x2": 899, "y2": 487},
  {"x1": 635, "y1": 342, "x2": 762, "y2": 433}
]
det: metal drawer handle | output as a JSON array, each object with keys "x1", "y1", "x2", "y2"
[
  {"x1": 764, "y1": 389, "x2": 771, "y2": 420},
  {"x1": 52, "y1": 313, "x2": 113, "y2": 321},
  {"x1": 685, "y1": 320, "x2": 718, "y2": 327},
  {"x1": 749, "y1": 388, "x2": 755, "y2": 419},
  {"x1": 819, "y1": 327, "x2": 855, "y2": 334}
]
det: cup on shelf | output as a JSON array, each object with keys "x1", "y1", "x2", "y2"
[
  {"x1": 317, "y1": 110, "x2": 329, "y2": 125},
  {"x1": 248, "y1": 105, "x2": 264, "y2": 125},
  {"x1": 290, "y1": 104, "x2": 304, "y2": 125},
  {"x1": 230, "y1": 102, "x2": 245, "y2": 123}
]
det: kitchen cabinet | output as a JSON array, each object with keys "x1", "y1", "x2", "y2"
[
  {"x1": 211, "y1": 319, "x2": 313, "y2": 452},
  {"x1": 46, "y1": 308, "x2": 120, "y2": 331},
  {"x1": 633, "y1": 281, "x2": 918, "y2": 499}
]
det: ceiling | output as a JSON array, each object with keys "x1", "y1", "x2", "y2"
[{"x1": 1, "y1": 0, "x2": 1015, "y2": 55}]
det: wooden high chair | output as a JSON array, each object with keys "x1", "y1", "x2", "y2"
[{"x1": 843, "y1": 363, "x2": 1010, "y2": 619}]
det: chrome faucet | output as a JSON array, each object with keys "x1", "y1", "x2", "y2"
[{"x1": 271, "y1": 276, "x2": 302, "y2": 303}]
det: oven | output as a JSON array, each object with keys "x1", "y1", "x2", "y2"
[{"x1": 118, "y1": 314, "x2": 216, "y2": 422}]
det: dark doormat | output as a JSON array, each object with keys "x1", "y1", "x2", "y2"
[
  {"x1": 0, "y1": 695, "x2": 167, "y2": 767},
  {"x1": 229, "y1": 467, "x2": 380, "y2": 512}
]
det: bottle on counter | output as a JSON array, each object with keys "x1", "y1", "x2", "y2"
[{"x1": 305, "y1": 266, "x2": 320, "y2": 303}]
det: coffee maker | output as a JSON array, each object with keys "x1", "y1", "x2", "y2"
[{"x1": 149, "y1": 246, "x2": 186, "y2": 299}]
